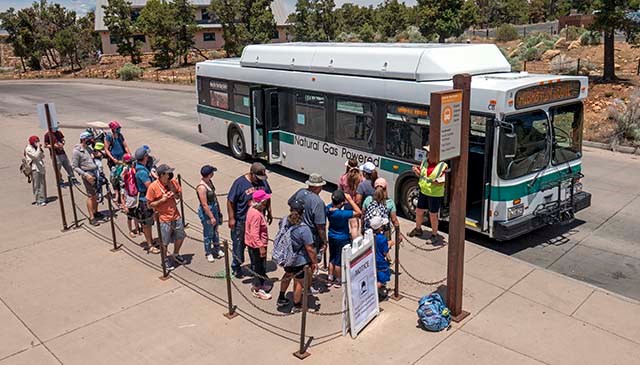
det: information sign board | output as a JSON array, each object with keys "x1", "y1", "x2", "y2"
[
  {"x1": 37, "y1": 103, "x2": 58, "y2": 130},
  {"x1": 439, "y1": 91, "x2": 462, "y2": 160}
]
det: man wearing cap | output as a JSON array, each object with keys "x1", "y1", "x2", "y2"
[
  {"x1": 288, "y1": 173, "x2": 328, "y2": 265},
  {"x1": 227, "y1": 162, "x2": 273, "y2": 278},
  {"x1": 147, "y1": 163, "x2": 185, "y2": 270},
  {"x1": 72, "y1": 131, "x2": 101, "y2": 226},
  {"x1": 44, "y1": 126, "x2": 77, "y2": 186},
  {"x1": 355, "y1": 161, "x2": 378, "y2": 207},
  {"x1": 104, "y1": 121, "x2": 131, "y2": 167},
  {"x1": 134, "y1": 146, "x2": 159, "y2": 253},
  {"x1": 409, "y1": 145, "x2": 448, "y2": 241}
]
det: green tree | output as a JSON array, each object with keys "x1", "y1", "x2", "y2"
[
  {"x1": 313, "y1": 0, "x2": 337, "y2": 41},
  {"x1": 138, "y1": 0, "x2": 177, "y2": 69},
  {"x1": 335, "y1": 3, "x2": 370, "y2": 34},
  {"x1": 0, "y1": 8, "x2": 35, "y2": 71},
  {"x1": 247, "y1": 0, "x2": 278, "y2": 44},
  {"x1": 174, "y1": 0, "x2": 198, "y2": 66},
  {"x1": 102, "y1": 0, "x2": 142, "y2": 64},
  {"x1": 417, "y1": 0, "x2": 478, "y2": 42},
  {"x1": 529, "y1": 0, "x2": 549, "y2": 23},
  {"x1": 592, "y1": 0, "x2": 640, "y2": 80},
  {"x1": 376, "y1": 0, "x2": 409, "y2": 38},
  {"x1": 290, "y1": 0, "x2": 314, "y2": 41}
]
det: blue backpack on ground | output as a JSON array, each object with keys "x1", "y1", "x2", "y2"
[{"x1": 417, "y1": 293, "x2": 451, "y2": 332}]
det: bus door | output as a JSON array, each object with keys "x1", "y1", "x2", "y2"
[
  {"x1": 264, "y1": 88, "x2": 283, "y2": 164},
  {"x1": 250, "y1": 86, "x2": 266, "y2": 158}
]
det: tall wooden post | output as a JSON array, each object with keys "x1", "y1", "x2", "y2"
[
  {"x1": 45, "y1": 104, "x2": 68, "y2": 231},
  {"x1": 446, "y1": 74, "x2": 471, "y2": 322}
]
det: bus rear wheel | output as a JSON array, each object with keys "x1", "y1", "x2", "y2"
[
  {"x1": 399, "y1": 178, "x2": 419, "y2": 221},
  {"x1": 228, "y1": 127, "x2": 247, "y2": 160}
]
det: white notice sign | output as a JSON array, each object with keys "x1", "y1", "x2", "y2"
[
  {"x1": 37, "y1": 103, "x2": 58, "y2": 130},
  {"x1": 439, "y1": 91, "x2": 462, "y2": 160}
]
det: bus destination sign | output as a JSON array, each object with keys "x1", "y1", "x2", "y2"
[{"x1": 514, "y1": 80, "x2": 581, "y2": 109}]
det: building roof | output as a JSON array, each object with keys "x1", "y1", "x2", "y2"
[
  {"x1": 239, "y1": 43, "x2": 511, "y2": 82},
  {"x1": 95, "y1": 0, "x2": 291, "y2": 31},
  {"x1": 0, "y1": 29, "x2": 8, "y2": 37}
]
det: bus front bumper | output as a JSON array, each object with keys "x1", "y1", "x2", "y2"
[{"x1": 494, "y1": 191, "x2": 592, "y2": 241}]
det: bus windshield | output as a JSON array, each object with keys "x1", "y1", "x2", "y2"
[
  {"x1": 551, "y1": 103, "x2": 583, "y2": 165},
  {"x1": 498, "y1": 110, "x2": 550, "y2": 180}
]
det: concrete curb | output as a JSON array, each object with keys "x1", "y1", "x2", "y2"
[{"x1": 584, "y1": 140, "x2": 640, "y2": 155}]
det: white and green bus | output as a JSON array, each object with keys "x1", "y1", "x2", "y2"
[{"x1": 195, "y1": 43, "x2": 591, "y2": 240}]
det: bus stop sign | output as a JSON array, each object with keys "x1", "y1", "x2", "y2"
[{"x1": 429, "y1": 90, "x2": 462, "y2": 162}]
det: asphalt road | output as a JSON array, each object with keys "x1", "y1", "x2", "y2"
[{"x1": 2, "y1": 79, "x2": 640, "y2": 301}]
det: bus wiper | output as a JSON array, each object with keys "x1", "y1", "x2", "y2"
[{"x1": 528, "y1": 135, "x2": 551, "y2": 188}]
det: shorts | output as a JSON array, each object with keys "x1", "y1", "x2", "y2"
[
  {"x1": 160, "y1": 219, "x2": 186, "y2": 245},
  {"x1": 82, "y1": 175, "x2": 97, "y2": 197},
  {"x1": 136, "y1": 200, "x2": 154, "y2": 226},
  {"x1": 377, "y1": 268, "x2": 391, "y2": 284},
  {"x1": 284, "y1": 265, "x2": 307, "y2": 279},
  {"x1": 417, "y1": 193, "x2": 443, "y2": 213},
  {"x1": 126, "y1": 207, "x2": 137, "y2": 219},
  {"x1": 329, "y1": 239, "x2": 349, "y2": 267}
]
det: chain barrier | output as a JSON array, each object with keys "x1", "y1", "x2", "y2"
[
  {"x1": 181, "y1": 177, "x2": 228, "y2": 197},
  {"x1": 230, "y1": 279, "x2": 296, "y2": 317},
  {"x1": 398, "y1": 261, "x2": 447, "y2": 287},
  {"x1": 400, "y1": 232, "x2": 448, "y2": 253}
]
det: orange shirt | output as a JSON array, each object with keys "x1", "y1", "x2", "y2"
[{"x1": 146, "y1": 179, "x2": 182, "y2": 223}]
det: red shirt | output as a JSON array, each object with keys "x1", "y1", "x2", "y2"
[
  {"x1": 245, "y1": 206, "x2": 268, "y2": 248},
  {"x1": 426, "y1": 162, "x2": 437, "y2": 176},
  {"x1": 44, "y1": 130, "x2": 66, "y2": 155}
]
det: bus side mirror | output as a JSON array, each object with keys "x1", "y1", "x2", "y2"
[{"x1": 503, "y1": 132, "x2": 517, "y2": 159}]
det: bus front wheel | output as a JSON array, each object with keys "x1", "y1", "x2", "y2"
[
  {"x1": 228, "y1": 127, "x2": 247, "y2": 160},
  {"x1": 399, "y1": 178, "x2": 419, "y2": 221}
]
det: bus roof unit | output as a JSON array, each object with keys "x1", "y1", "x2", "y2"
[{"x1": 239, "y1": 43, "x2": 511, "y2": 82}]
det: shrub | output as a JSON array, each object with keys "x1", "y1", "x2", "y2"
[
  {"x1": 608, "y1": 93, "x2": 640, "y2": 146},
  {"x1": 560, "y1": 26, "x2": 586, "y2": 42},
  {"x1": 499, "y1": 47, "x2": 522, "y2": 71},
  {"x1": 117, "y1": 63, "x2": 142, "y2": 81},
  {"x1": 580, "y1": 30, "x2": 602, "y2": 45},
  {"x1": 496, "y1": 24, "x2": 519, "y2": 42},
  {"x1": 550, "y1": 54, "x2": 578, "y2": 75}
]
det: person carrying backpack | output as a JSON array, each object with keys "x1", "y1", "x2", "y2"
[
  {"x1": 362, "y1": 178, "x2": 400, "y2": 235},
  {"x1": 105, "y1": 121, "x2": 131, "y2": 204},
  {"x1": 274, "y1": 199, "x2": 318, "y2": 313},
  {"x1": 120, "y1": 154, "x2": 139, "y2": 238},
  {"x1": 25, "y1": 136, "x2": 47, "y2": 206}
]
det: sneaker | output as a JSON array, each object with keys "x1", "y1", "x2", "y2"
[
  {"x1": 233, "y1": 270, "x2": 244, "y2": 279},
  {"x1": 37, "y1": 202, "x2": 47, "y2": 206},
  {"x1": 277, "y1": 297, "x2": 291, "y2": 308},
  {"x1": 333, "y1": 280, "x2": 342, "y2": 289},
  {"x1": 206, "y1": 254, "x2": 215, "y2": 263},
  {"x1": 89, "y1": 218, "x2": 100, "y2": 226},
  {"x1": 216, "y1": 249, "x2": 225, "y2": 258},
  {"x1": 148, "y1": 246, "x2": 161, "y2": 254},
  {"x1": 163, "y1": 258, "x2": 175, "y2": 270},
  {"x1": 309, "y1": 286, "x2": 320, "y2": 295},
  {"x1": 252, "y1": 288, "x2": 272, "y2": 300},
  {"x1": 173, "y1": 254, "x2": 185, "y2": 264},
  {"x1": 94, "y1": 212, "x2": 105, "y2": 220},
  {"x1": 407, "y1": 227, "x2": 423, "y2": 237},
  {"x1": 327, "y1": 275, "x2": 335, "y2": 282},
  {"x1": 291, "y1": 304, "x2": 303, "y2": 313}
]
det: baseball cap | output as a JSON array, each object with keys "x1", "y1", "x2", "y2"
[
  {"x1": 306, "y1": 173, "x2": 326, "y2": 187},
  {"x1": 79, "y1": 131, "x2": 93, "y2": 141},
  {"x1": 156, "y1": 164, "x2": 175, "y2": 175},
  {"x1": 134, "y1": 146, "x2": 149, "y2": 160},
  {"x1": 200, "y1": 165, "x2": 217, "y2": 177},
  {"x1": 28, "y1": 135, "x2": 39, "y2": 145},
  {"x1": 360, "y1": 161, "x2": 376, "y2": 174},
  {"x1": 374, "y1": 177, "x2": 388, "y2": 189},
  {"x1": 370, "y1": 216, "x2": 389, "y2": 230},
  {"x1": 252, "y1": 190, "x2": 271, "y2": 203},
  {"x1": 250, "y1": 162, "x2": 267, "y2": 180},
  {"x1": 108, "y1": 120, "x2": 121, "y2": 130},
  {"x1": 331, "y1": 189, "x2": 345, "y2": 205},
  {"x1": 288, "y1": 199, "x2": 305, "y2": 213}
]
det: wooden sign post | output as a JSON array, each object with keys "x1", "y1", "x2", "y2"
[{"x1": 428, "y1": 74, "x2": 471, "y2": 322}]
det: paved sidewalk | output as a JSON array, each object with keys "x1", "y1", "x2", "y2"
[{"x1": 1, "y1": 113, "x2": 640, "y2": 365}]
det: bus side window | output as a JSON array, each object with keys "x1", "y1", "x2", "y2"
[
  {"x1": 334, "y1": 99, "x2": 375, "y2": 151},
  {"x1": 209, "y1": 79, "x2": 228, "y2": 110},
  {"x1": 294, "y1": 92, "x2": 326, "y2": 140},
  {"x1": 384, "y1": 104, "x2": 429, "y2": 162},
  {"x1": 232, "y1": 83, "x2": 250, "y2": 115}
]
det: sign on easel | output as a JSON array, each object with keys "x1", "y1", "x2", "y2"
[
  {"x1": 37, "y1": 103, "x2": 58, "y2": 130},
  {"x1": 341, "y1": 229, "x2": 380, "y2": 338}
]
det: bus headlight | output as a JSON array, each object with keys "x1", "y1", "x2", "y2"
[
  {"x1": 574, "y1": 181, "x2": 583, "y2": 193},
  {"x1": 508, "y1": 204, "x2": 525, "y2": 220}
]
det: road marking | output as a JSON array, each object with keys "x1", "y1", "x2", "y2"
[
  {"x1": 127, "y1": 116, "x2": 152, "y2": 122},
  {"x1": 162, "y1": 111, "x2": 188, "y2": 118}
]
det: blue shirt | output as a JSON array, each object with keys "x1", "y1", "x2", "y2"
[
  {"x1": 227, "y1": 175, "x2": 271, "y2": 222},
  {"x1": 326, "y1": 204, "x2": 353, "y2": 243},
  {"x1": 356, "y1": 180, "x2": 375, "y2": 200},
  {"x1": 106, "y1": 133, "x2": 126, "y2": 160},
  {"x1": 375, "y1": 233, "x2": 390, "y2": 272},
  {"x1": 287, "y1": 221, "x2": 314, "y2": 267},
  {"x1": 135, "y1": 163, "x2": 151, "y2": 202}
]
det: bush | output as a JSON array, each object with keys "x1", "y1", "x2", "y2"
[
  {"x1": 117, "y1": 63, "x2": 143, "y2": 81},
  {"x1": 608, "y1": 93, "x2": 640, "y2": 147},
  {"x1": 560, "y1": 26, "x2": 586, "y2": 42},
  {"x1": 580, "y1": 30, "x2": 602, "y2": 45},
  {"x1": 496, "y1": 24, "x2": 519, "y2": 42},
  {"x1": 550, "y1": 54, "x2": 578, "y2": 74}
]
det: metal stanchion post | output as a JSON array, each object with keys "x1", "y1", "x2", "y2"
[
  {"x1": 156, "y1": 214, "x2": 170, "y2": 280},
  {"x1": 68, "y1": 176, "x2": 79, "y2": 228},
  {"x1": 293, "y1": 266, "x2": 311, "y2": 360},
  {"x1": 391, "y1": 229, "x2": 403, "y2": 301},
  {"x1": 177, "y1": 174, "x2": 188, "y2": 228},
  {"x1": 222, "y1": 240, "x2": 239, "y2": 319},
  {"x1": 107, "y1": 191, "x2": 121, "y2": 252}
]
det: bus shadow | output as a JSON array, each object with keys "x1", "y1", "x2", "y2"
[{"x1": 459, "y1": 218, "x2": 586, "y2": 256}]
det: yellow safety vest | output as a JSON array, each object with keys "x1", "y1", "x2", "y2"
[{"x1": 418, "y1": 159, "x2": 447, "y2": 197}]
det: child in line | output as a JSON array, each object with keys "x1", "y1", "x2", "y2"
[
  {"x1": 120, "y1": 154, "x2": 139, "y2": 238},
  {"x1": 370, "y1": 216, "x2": 395, "y2": 301},
  {"x1": 245, "y1": 190, "x2": 272, "y2": 300}
]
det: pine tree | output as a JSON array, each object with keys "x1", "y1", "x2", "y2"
[
  {"x1": 417, "y1": 0, "x2": 477, "y2": 42},
  {"x1": 376, "y1": 0, "x2": 409, "y2": 39},
  {"x1": 247, "y1": 0, "x2": 277, "y2": 44},
  {"x1": 174, "y1": 0, "x2": 198, "y2": 66},
  {"x1": 593, "y1": 0, "x2": 640, "y2": 80},
  {"x1": 102, "y1": 0, "x2": 142, "y2": 64},
  {"x1": 210, "y1": 0, "x2": 249, "y2": 56},
  {"x1": 138, "y1": 0, "x2": 177, "y2": 69}
]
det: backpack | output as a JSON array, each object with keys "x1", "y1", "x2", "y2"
[
  {"x1": 272, "y1": 218, "x2": 304, "y2": 267},
  {"x1": 110, "y1": 164, "x2": 125, "y2": 188},
  {"x1": 416, "y1": 293, "x2": 451, "y2": 332},
  {"x1": 122, "y1": 165, "x2": 138, "y2": 197},
  {"x1": 19, "y1": 151, "x2": 32, "y2": 184},
  {"x1": 364, "y1": 199, "x2": 390, "y2": 230}
]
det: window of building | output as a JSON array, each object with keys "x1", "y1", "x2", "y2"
[
  {"x1": 209, "y1": 79, "x2": 229, "y2": 109},
  {"x1": 385, "y1": 104, "x2": 430, "y2": 162},
  {"x1": 201, "y1": 9, "x2": 210, "y2": 21},
  {"x1": 272, "y1": 28, "x2": 280, "y2": 40},
  {"x1": 232, "y1": 83, "x2": 251, "y2": 114},
  {"x1": 133, "y1": 35, "x2": 146, "y2": 44},
  {"x1": 109, "y1": 35, "x2": 121, "y2": 45},
  {"x1": 203, "y1": 32, "x2": 216, "y2": 42},
  {"x1": 294, "y1": 92, "x2": 326, "y2": 139},
  {"x1": 131, "y1": 9, "x2": 141, "y2": 22},
  {"x1": 335, "y1": 99, "x2": 375, "y2": 151}
]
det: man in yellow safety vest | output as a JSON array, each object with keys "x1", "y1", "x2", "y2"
[{"x1": 408, "y1": 145, "x2": 448, "y2": 241}]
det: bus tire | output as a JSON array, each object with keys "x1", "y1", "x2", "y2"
[
  {"x1": 227, "y1": 127, "x2": 247, "y2": 160},
  {"x1": 399, "y1": 177, "x2": 419, "y2": 221}
]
